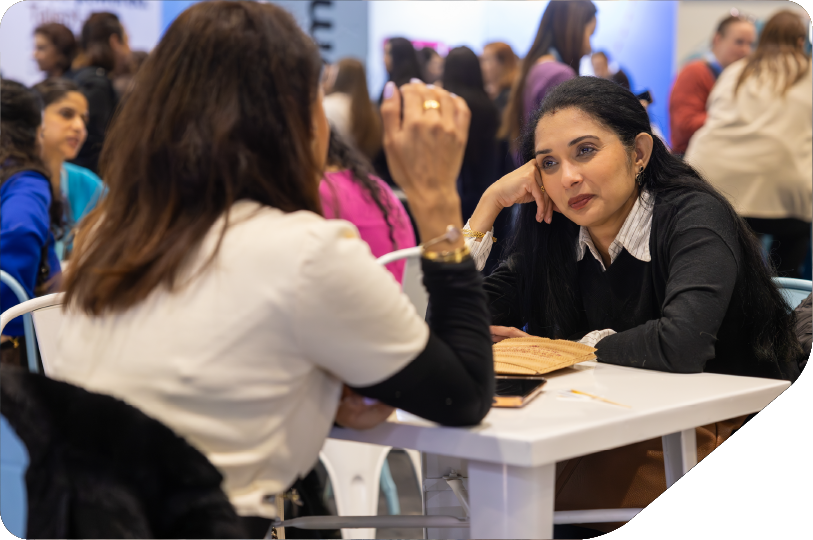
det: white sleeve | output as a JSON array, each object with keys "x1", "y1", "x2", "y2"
[
  {"x1": 463, "y1": 220, "x2": 494, "y2": 272},
  {"x1": 293, "y1": 220, "x2": 429, "y2": 387},
  {"x1": 579, "y1": 329, "x2": 616, "y2": 348}
]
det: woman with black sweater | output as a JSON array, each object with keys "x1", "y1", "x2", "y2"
[{"x1": 463, "y1": 76, "x2": 801, "y2": 533}]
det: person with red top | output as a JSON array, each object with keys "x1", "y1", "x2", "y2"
[{"x1": 669, "y1": 14, "x2": 755, "y2": 155}]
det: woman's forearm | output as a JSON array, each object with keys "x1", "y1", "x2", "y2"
[
  {"x1": 406, "y1": 187, "x2": 465, "y2": 250},
  {"x1": 468, "y1": 186, "x2": 503, "y2": 236},
  {"x1": 352, "y1": 258, "x2": 494, "y2": 426}
]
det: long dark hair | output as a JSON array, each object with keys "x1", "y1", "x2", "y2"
[
  {"x1": 325, "y1": 129, "x2": 397, "y2": 249},
  {"x1": 442, "y1": 47, "x2": 499, "y2": 203},
  {"x1": 499, "y1": 1, "x2": 596, "y2": 143},
  {"x1": 735, "y1": 10, "x2": 810, "y2": 96},
  {"x1": 330, "y1": 58, "x2": 381, "y2": 160},
  {"x1": 386, "y1": 37, "x2": 422, "y2": 88},
  {"x1": 0, "y1": 80, "x2": 62, "y2": 228},
  {"x1": 63, "y1": 1, "x2": 323, "y2": 315},
  {"x1": 505, "y1": 76, "x2": 800, "y2": 377}
]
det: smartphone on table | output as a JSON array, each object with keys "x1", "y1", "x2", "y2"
[{"x1": 492, "y1": 376, "x2": 547, "y2": 408}]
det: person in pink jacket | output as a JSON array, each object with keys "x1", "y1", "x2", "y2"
[{"x1": 320, "y1": 129, "x2": 416, "y2": 284}]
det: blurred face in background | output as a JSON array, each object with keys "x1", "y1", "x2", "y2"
[
  {"x1": 33, "y1": 33, "x2": 60, "y2": 74},
  {"x1": 424, "y1": 52, "x2": 444, "y2": 84},
  {"x1": 111, "y1": 29, "x2": 132, "y2": 73},
  {"x1": 384, "y1": 41, "x2": 393, "y2": 74},
  {"x1": 591, "y1": 54, "x2": 609, "y2": 78},
  {"x1": 713, "y1": 21, "x2": 756, "y2": 68},
  {"x1": 582, "y1": 17, "x2": 597, "y2": 56},
  {"x1": 480, "y1": 47, "x2": 500, "y2": 89},
  {"x1": 41, "y1": 91, "x2": 88, "y2": 162}
]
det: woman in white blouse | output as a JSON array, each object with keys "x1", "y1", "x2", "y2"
[
  {"x1": 686, "y1": 10, "x2": 812, "y2": 278},
  {"x1": 52, "y1": 0, "x2": 493, "y2": 525}
]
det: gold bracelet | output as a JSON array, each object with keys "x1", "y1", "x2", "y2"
[
  {"x1": 462, "y1": 229, "x2": 497, "y2": 243},
  {"x1": 421, "y1": 244, "x2": 472, "y2": 263}
]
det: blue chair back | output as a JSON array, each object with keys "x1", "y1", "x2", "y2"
[
  {"x1": 0, "y1": 415, "x2": 28, "y2": 538},
  {"x1": 773, "y1": 277, "x2": 812, "y2": 309},
  {"x1": 0, "y1": 270, "x2": 40, "y2": 373}
]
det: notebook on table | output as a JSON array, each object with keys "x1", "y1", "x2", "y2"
[{"x1": 493, "y1": 337, "x2": 596, "y2": 376}]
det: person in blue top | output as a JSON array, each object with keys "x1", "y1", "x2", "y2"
[
  {"x1": 0, "y1": 80, "x2": 62, "y2": 366},
  {"x1": 34, "y1": 78, "x2": 105, "y2": 260}
]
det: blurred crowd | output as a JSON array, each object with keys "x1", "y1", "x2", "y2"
[
  {"x1": 3, "y1": 4, "x2": 810, "y2": 344},
  {"x1": 1, "y1": 2, "x2": 810, "y2": 537}
]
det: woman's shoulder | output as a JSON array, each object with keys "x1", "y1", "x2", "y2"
[
  {"x1": 528, "y1": 61, "x2": 576, "y2": 81},
  {"x1": 654, "y1": 188, "x2": 738, "y2": 242},
  {"x1": 1, "y1": 170, "x2": 51, "y2": 201},
  {"x1": 231, "y1": 200, "x2": 357, "y2": 243},
  {"x1": 63, "y1": 162, "x2": 103, "y2": 186}
]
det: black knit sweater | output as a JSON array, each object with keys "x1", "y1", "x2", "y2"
[{"x1": 485, "y1": 189, "x2": 799, "y2": 381}]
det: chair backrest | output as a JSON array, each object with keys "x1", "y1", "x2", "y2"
[
  {"x1": 0, "y1": 270, "x2": 39, "y2": 373},
  {"x1": 31, "y1": 304, "x2": 64, "y2": 376},
  {"x1": 773, "y1": 277, "x2": 812, "y2": 310},
  {"x1": 376, "y1": 247, "x2": 428, "y2": 319},
  {"x1": 0, "y1": 293, "x2": 64, "y2": 376}
]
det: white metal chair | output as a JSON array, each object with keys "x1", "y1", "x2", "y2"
[
  {"x1": 379, "y1": 246, "x2": 427, "y2": 319},
  {"x1": 0, "y1": 292, "x2": 64, "y2": 376},
  {"x1": 0, "y1": 270, "x2": 40, "y2": 373},
  {"x1": 774, "y1": 277, "x2": 812, "y2": 309}
]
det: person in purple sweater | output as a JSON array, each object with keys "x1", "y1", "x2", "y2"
[
  {"x1": 320, "y1": 129, "x2": 416, "y2": 284},
  {"x1": 499, "y1": 1, "x2": 597, "y2": 155}
]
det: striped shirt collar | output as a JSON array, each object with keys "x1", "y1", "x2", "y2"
[{"x1": 577, "y1": 190, "x2": 654, "y2": 271}]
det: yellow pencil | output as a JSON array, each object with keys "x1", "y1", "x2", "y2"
[{"x1": 570, "y1": 389, "x2": 630, "y2": 408}]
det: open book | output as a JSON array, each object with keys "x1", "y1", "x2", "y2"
[{"x1": 493, "y1": 337, "x2": 597, "y2": 375}]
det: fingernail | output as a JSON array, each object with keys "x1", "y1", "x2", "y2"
[
  {"x1": 426, "y1": 84, "x2": 435, "y2": 89},
  {"x1": 362, "y1": 397, "x2": 379, "y2": 406},
  {"x1": 450, "y1": 92, "x2": 457, "y2": 98},
  {"x1": 410, "y1": 78, "x2": 422, "y2": 84},
  {"x1": 383, "y1": 81, "x2": 395, "y2": 99}
]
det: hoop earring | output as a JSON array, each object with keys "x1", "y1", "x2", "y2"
[{"x1": 635, "y1": 166, "x2": 645, "y2": 186}]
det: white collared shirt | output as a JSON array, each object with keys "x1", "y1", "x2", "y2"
[
  {"x1": 576, "y1": 190, "x2": 654, "y2": 271},
  {"x1": 464, "y1": 190, "x2": 655, "y2": 347}
]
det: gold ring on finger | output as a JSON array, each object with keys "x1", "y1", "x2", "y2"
[
  {"x1": 423, "y1": 99, "x2": 440, "y2": 111},
  {"x1": 539, "y1": 184, "x2": 546, "y2": 193}
]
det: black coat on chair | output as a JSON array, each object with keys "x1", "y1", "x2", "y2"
[{"x1": 0, "y1": 366, "x2": 246, "y2": 539}]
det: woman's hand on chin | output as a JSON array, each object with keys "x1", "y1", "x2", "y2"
[
  {"x1": 490, "y1": 160, "x2": 558, "y2": 224},
  {"x1": 490, "y1": 325, "x2": 531, "y2": 343},
  {"x1": 335, "y1": 386, "x2": 395, "y2": 430},
  {"x1": 469, "y1": 160, "x2": 558, "y2": 235}
]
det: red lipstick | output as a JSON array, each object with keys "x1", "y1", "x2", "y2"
[{"x1": 568, "y1": 194, "x2": 594, "y2": 210}]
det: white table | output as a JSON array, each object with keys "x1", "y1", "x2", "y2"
[{"x1": 329, "y1": 361, "x2": 789, "y2": 539}]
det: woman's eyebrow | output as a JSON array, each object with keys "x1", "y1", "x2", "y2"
[{"x1": 535, "y1": 135, "x2": 600, "y2": 156}]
